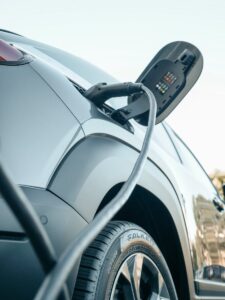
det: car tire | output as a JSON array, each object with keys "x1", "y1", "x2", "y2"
[{"x1": 73, "y1": 221, "x2": 178, "y2": 300}]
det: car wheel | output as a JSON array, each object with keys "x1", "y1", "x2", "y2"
[{"x1": 73, "y1": 221, "x2": 178, "y2": 300}]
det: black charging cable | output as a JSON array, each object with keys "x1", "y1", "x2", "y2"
[{"x1": 34, "y1": 83, "x2": 157, "y2": 300}]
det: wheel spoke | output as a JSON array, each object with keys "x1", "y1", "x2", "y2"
[
  {"x1": 128, "y1": 253, "x2": 144, "y2": 300},
  {"x1": 121, "y1": 260, "x2": 131, "y2": 283},
  {"x1": 149, "y1": 293, "x2": 170, "y2": 300},
  {"x1": 146, "y1": 262, "x2": 170, "y2": 300},
  {"x1": 148, "y1": 271, "x2": 170, "y2": 300},
  {"x1": 122, "y1": 282, "x2": 135, "y2": 300},
  {"x1": 118, "y1": 261, "x2": 135, "y2": 300},
  {"x1": 149, "y1": 292, "x2": 159, "y2": 300},
  {"x1": 158, "y1": 272, "x2": 170, "y2": 299}
]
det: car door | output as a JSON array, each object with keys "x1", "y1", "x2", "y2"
[{"x1": 164, "y1": 123, "x2": 225, "y2": 297}]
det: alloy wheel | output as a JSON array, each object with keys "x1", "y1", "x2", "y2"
[{"x1": 110, "y1": 253, "x2": 170, "y2": 300}]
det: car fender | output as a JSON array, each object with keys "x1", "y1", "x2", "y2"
[{"x1": 49, "y1": 129, "x2": 195, "y2": 297}]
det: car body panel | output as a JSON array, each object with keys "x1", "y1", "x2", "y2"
[
  {"x1": 166, "y1": 126, "x2": 225, "y2": 296},
  {"x1": 0, "y1": 60, "x2": 85, "y2": 187},
  {"x1": 0, "y1": 187, "x2": 87, "y2": 299},
  {"x1": 30, "y1": 59, "x2": 94, "y2": 123}
]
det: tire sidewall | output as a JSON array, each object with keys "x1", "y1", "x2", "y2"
[{"x1": 95, "y1": 225, "x2": 177, "y2": 300}]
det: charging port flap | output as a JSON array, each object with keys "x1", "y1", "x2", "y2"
[{"x1": 128, "y1": 41, "x2": 203, "y2": 125}]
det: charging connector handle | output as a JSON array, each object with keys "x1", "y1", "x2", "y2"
[{"x1": 84, "y1": 82, "x2": 143, "y2": 107}]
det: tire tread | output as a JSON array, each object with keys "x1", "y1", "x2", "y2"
[{"x1": 73, "y1": 221, "x2": 131, "y2": 299}]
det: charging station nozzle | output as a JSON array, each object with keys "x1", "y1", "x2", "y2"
[{"x1": 84, "y1": 82, "x2": 143, "y2": 107}]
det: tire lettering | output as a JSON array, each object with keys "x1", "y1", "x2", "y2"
[{"x1": 121, "y1": 230, "x2": 153, "y2": 251}]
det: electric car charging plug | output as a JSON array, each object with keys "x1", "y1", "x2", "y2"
[
  {"x1": 84, "y1": 82, "x2": 150, "y2": 125},
  {"x1": 34, "y1": 84, "x2": 157, "y2": 300},
  {"x1": 84, "y1": 82, "x2": 144, "y2": 107}
]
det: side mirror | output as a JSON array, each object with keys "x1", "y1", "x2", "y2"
[{"x1": 129, "y1": 41, "x2": 203, "y2": 125}]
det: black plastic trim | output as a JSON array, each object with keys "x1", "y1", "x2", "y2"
[
  {"x1": 0, "y1": 54, "x2": 33, "y2": 66},
  {"x1": 0, "y1": 231, "x2": 27, "y2": 241},
  {"x1": 0, "y1": 29, "x2": 23, "y2": 36},
  {"x1": 195, "y1": 279, "x2": 225, "y2": 297}
]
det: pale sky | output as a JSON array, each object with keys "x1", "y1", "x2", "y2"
[{"x1": 1, "y1": 0, "x2": 225, "y2": 173}]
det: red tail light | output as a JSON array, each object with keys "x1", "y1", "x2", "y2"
[{"x1": 0, "y1": 40, "x2": 23, "y2": 62}]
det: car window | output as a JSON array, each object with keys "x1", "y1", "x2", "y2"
[
  {"x1": 171, "y1": 131, "x2": 217, "y2": 194},
  {"x1": 152, "y1": 123, "x2": 180, "y2": 162}
]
